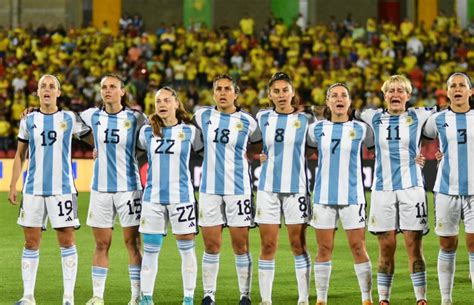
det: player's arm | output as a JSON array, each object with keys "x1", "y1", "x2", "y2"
[
  {"x1": 8, "y1": 141, "x2": 28, "y2": 205},
  {"x1": 247, "y1": 141, "x2": 262, "y2": 162}
]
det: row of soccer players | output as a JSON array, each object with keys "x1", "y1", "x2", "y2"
[{"x1": 8, "y1": 71, "x2": 473, "y2": 305}]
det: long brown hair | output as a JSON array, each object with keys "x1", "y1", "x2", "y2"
[
  {"x1": 149, "y1": 86, "x2": 191, "y2": 137},
  {"x1": 99, "y1": 73, "x2": 129, "y2": 107}
]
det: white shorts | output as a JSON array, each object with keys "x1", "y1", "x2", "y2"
[
  {"x1": 17, "y1": 193, "x2": 80, "y2": 229},
  {"x1": 368, "y1": 187, "x2": 428, "y2": 233},
  {"x1": 310, "y1": 203, "x2": 366, "y2": 230},
  {"x1": 434, "y1": 193, "x2": 474, "y2": 236},
  {"x1": 255, "y1": 190, "x2": 310, "y2": 225},
  {"x1": 87, "y1": 190, "x2": 142, "y2": 228},
  {"x1": 198, "y1": 193, "x2": 253, "y2": 227},
  {"x1": 139, "y1": 201, "x2": 198, "y2": 235}
]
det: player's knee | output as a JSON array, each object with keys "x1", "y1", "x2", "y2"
[
  {"x1": 95, "y1": 238, "x2": 112, "y2": 252},
  {"x1": 316, "y1": 243, "x2": 333, "y2": 259},
  {"x1": 24, "y1": 239, "x2": 40, "y2": 250},
  {"x1": 260, "y1": 241, "x2": 277, "y2": 257}
]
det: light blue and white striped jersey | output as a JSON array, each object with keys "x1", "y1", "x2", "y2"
[
  {"x1": 423, "y1": 108, "x2": 474, "y2": 195},
  {"x1": 193, "y1": 106, "x2": 261, "y2": 195},
  {"x1": 307, "y1": 120, "x2": 373, "y2": 205},
  {"x1": 360, "y1": 107, "x2": 434, "y2": 191},
  {"x1": 137, "y1": 123, "x2": 203, "y2": 204},
  {"x1": 80, "y1": 107, "x2": 146, "y2": 192},
  {"x1": 256, "y1": 109, "x2": 313, "y2": 193},
  {"x1": 18, "y1": 109, "x2": 91, "y2": 195}
]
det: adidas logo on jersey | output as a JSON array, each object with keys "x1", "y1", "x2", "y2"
[
  {"x1": 359, "y1": 217, "x2": 365, "y2": 223},
  {"x1": 95, "y1": 121, "x2": 101, "y2": 125},
  {"x1": 65, "y1": 216, "x2": 73, "y2": 222},
  {"x1": 32, "y1": 124, "x2": 37, "y2": 128},
  {"x1": 244, "y1": 216, "x2": 252, "y2": 222},
  {"x1": 264, "y1": 122, "x2": 270, "y2": 126},
  {"x1": 420, "y1": 219, "x2": 427, "y2": 225},
  {"x1": 206, "y1": 120, "x2": 212, "y2": 125},
  {"x1": 443, "y1": 123, "x2": 449, "y2": 127},
  {"x1": 301, "y1": 213, "x2": 308, "y2": 218},
  {"x1": 189, "y1": 222, "x2": 195, "y2": 227}
]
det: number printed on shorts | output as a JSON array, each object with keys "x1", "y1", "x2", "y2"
[
  {"x1": 298, "y1": 196, "x2": 307, "y2": 212},
  {"x1": 57, "y1": 200, "x2": 73, "y2": 216},
  {"x1": 415, "y1": 202, "x2": 427, "y2": 218},
  {"x1": 236, "y1": 199, "x2": 252, "y2": 215},
  {"x1": 177, "y1": 204, "x2": 196, "y2": 222},
  {"x1": 126, "y1": 198, "x2": 142, "y2": 215}
]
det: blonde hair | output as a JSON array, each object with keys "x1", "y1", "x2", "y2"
[
  {"x1": 381, "y1": 75, "x2": 412, "y2": 95},
  {"x1": 38, "y1": 74, "x2": 61, "y2": 90}
]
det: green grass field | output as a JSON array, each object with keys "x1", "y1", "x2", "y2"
[{"x1": 0, "y1": 192, "x2": 471, "y2": 305}]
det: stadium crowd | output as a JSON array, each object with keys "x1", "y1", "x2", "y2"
[{"x1": 0, "y1": 12, "x2": 472, "y2": 153}]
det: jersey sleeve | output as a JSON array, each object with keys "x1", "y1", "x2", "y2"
[
  {"x1": 413, "y1": 107, "x2": 437, "y2": 125},
  {"x1": 137, "y1": 125, "x2": 148, "y2": 150},
  {"x1": 70, "y1": 111, "x2": 91, "y2": 139},
  {"x1": 191, "y1": 126, "x2": 204, "y2": 152},
  {"x1": 422, "y1": 112, "x2": 439, "y2": 139},
  {"x1": 192, "y1": 108, "x2": 204, "y2": 130},
  {"x1": 18, "y1": 117, "x2": 29, "y2": 142},
  {"x1": 248, "y1": 116, "x2": 262, "y2": 143},
  {"x1": 359, "y1": 108, "x2": 378, "y2": 128},
  {"x1": 79, "y1": 107, "x2": 95, "y2": 128},
  {"x1": 363, "y1": 123, "x2": 375, "y2": 149},
  {"x1": 135, "y1": 111, "x2": 148, "y2": 130},
  {"x1": 306, "y1": 122, "x2": 317, "y2": 148}
]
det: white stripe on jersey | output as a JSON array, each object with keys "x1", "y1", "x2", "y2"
[
  {"x1": 307, "y1": 120, "x2": 370, "y2": 205},
  {"x1": 361, "y1": 107, "x2": 434, "y2": 191},
  {"x1": 138, "y1": 123, "x2": 203, "y2": 204},
  {"x1": 193, "y1": 107, "x2": 261, "y2": 195},
  {"x1": 19, "y1": 110, "x2": 90, "y2": 195},
  {"x1": 423, "y1": 108, "x2": 474, "y2": 195},
  {"x1": 80, "y1": 107, "x2": 146, "y2": 192},
  {"x1": 256, "y1": 109, "x2": 312, "y2": 193}
]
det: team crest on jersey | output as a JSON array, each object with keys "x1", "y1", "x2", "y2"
[
  {"x1": 293, "y1": 120, "x2": 301, "y2": 129},
  {"x1": 123, "y1": 120, "x2": 132, "y2": 129},
  {"x1": 348, "y1": 129, "x2": 357, "y2": 139},
  {"x1": 59, "y1": 121, "x2": 68, "y2": 130},
  {"x1": 405, "y1": 116, "x2": 413, "y2": 126},
  {"x1": 235, "y1": 121, "x2": 244, "y2": 131},
  {"x1": 177, "y1": 131, "x2": 186, "y2": 141}
]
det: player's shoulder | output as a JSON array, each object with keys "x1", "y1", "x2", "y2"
[
  {"x1": 194, "y1": 106, "x2": 213, "y2": 116},
  {"x1": 237, "y1": 108, "x2": 258, "y2": 122}
]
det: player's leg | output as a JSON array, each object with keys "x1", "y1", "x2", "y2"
[
  {"x1": 376, "y1": 231, "x2": 396, "y2": 304},
  {"x1": 343, "y1": 203, "x2": 372, "y2": 305},
  {"x1": 226, "y1": 194, "x2": 254, "y2": 305},
  {"x1": 117, "y1": 191, "x2": 143, "y2": 305},
  {"x1": 434, "y1": 193, "x2": 461, "y2": 305},
  {"x1": 16, "y1": 194, "x2": 47, "y2": 305},
  {"x1": 283, "y1": 194, "x2": 311, "y2": 305},
  {"x1": 464, "y1": 196, "x2": 474, "y2": 289},
  {"x1": 56, "y1": 227, "x2": 77, "y2": 305},
  {"x1": 314, "y1": 228, "x2": 335, "y2": 305},
  {"x1": 199, "y1": 193, "x2": 226, "y2": 305},
  {"x1": 255, "y1": 191, "x2": 282, "y2": 304}
]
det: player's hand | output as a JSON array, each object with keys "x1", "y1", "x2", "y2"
[
  {"x1": 8, "y1": 188, "x2": 18, "y2": 205},
  {"x1": 92, "y1": 148, "x2": 98, "y2": 160},
  {"x1": 20, "y1": 107, "x2": 36, "y2": 119},
  {"x1": 434, "y1": 150, "x2": 443, "y2": 162},
  {"x1": 415, "y1": 154, "x2": 426, "y2": 168},
  {"x1": 259, "y1": 153, "x2": 268, "y2": 163}
]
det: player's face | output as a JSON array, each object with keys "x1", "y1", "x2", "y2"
[
  {"x1": 37, "y1": 76, "x2": 60, "y2": 107},
  {"x1": 155, "y1": 89, "x2": 178, "y2": 121},
  {"x1": 213, "y1": 78, "x2": 237, "y2": 112},
  {"x1": 384, "y1": 81, "x2": 410, "y2": 115},
  {"x1": 100, "y1": 76, "x2": 125, "y2": 105},
  {"x1": 269, "y1": 80, "x2": 295, "y2": 113},
  {"x1": 326, "y1": 85, "x2": 351, "y2": 117},
  {"x1": 447, "y1": 75, "x2": 472, "y2": 109}
]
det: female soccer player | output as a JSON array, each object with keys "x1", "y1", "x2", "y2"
[
  {"x1": 358, "y1": 75, "x2": 433, "y2": 305},
  {"x1": 8, "y1": 74, "x2": 91, "y2": 305},
  {"x1": 307, "y1": 83, "x2": 373, "y2": 305},
  {"x1": 255, "y1": 72, "x2": 313, "y2": 305},
  {"x1": 423, "y1": 72, "x2": 474, "y2": 305},
  {"x1": 137, "y1": 87, "x2": 203, "y2": 305},
  {"x1": 80, "y1": 74, "x2": 147, "y2": 305},
  {"x1": 193, "y1": 74, "x2": 262, "y2": 305}
]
